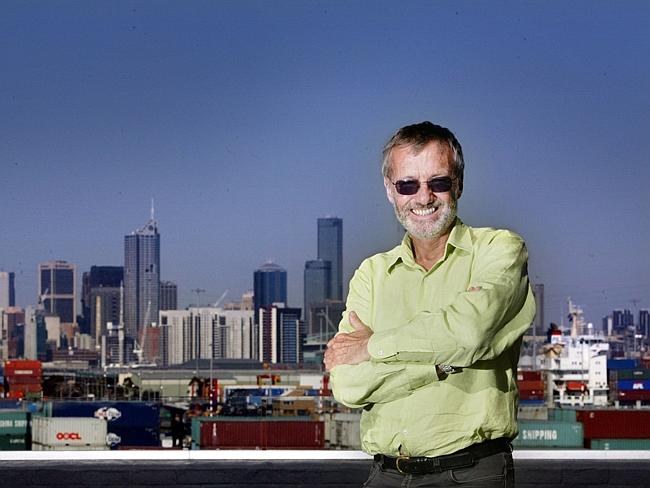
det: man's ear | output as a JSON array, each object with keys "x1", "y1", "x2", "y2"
[
  {"x1": 384, "y1": 177, "x2": 394, "y2": 204},
  {"x1": 455, "y1": 179, "x2": 463, "y2": 200}
]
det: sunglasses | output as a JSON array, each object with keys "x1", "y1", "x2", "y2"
[{"x1": 391, "y1": 176, "x2": 454, "y2": 195}]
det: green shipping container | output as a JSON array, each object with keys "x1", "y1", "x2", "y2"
[
  {"x1": 590, "y1": 439, "x2": 650, "y2": 450},
  {"x1": 0, "y1": 411, "x2": 30, "y2": 435},
  {"x1": 512, "y1": 420, "x2": 583, "y2": 449},
  {"x1": 0, "y1": 434, "x2": 28, "y2": 451},
  {"x1": 614, "y1": 369, "x2": 650, "y2": 380},
  {"x1": 547, "y1": 408, "x2": 577, "y2": 422}
]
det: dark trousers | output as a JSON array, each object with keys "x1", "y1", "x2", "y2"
[{"x1": 362, "y1": 451, "x2": 514, "y2": 487}]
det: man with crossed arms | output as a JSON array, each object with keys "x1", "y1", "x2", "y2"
[{"x1": 325, "y1": 122, "x2": 535, "y2": 487}]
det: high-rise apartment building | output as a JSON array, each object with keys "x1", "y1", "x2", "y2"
[
  {"x1": 124, "y1": 214, "x2": 160, "y2": 341},
  {"x1": 0, "y1": 271, "x2": 16, "y2": 309},
  {"x1": 304, "y1": 259, "x2": 331, "y2": 334},
  {"x1": 317, "y1": 217, "x2": 343, "y2": 300},
  {"x1": 258, "y1": 304, "x2": 302, "y2": 364},
  {"x1": 253, "y1": 262, "x2": 287, "y2": 324},
  {"x1": 0, "y1": 307, "x2": 24, "y2": 359},
  {"x1": 38, "y1": 261, "x2": 76, "y2": 326},
  {"x1": 159, "y1": 307, "x2": 255, "y2": 366},
  {"x1": 160, "y1": 281, "x2": 178, "y2": 310}
]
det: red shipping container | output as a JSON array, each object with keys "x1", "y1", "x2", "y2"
[
  {"x1": 517, "y1": 380, "x2": 545, "y2": 391},
  {"x1": 618, "y1": 390, "x2": 650, "y2": 402},
  {"x1": 7, "y1": 391, "x2": 24, "y2": 399},
  {"x1": 517, "y1": 371, "x2": 542, "y2": 382},
  {"x1": 7, "y1": 377, "x2": 42, "y2": 385},
  {"x1": 518, "y1": 394, "x2": 545, "y2": 401},
  {"x1": 200, "y1": 420, "x2": 324, "y2": 449},
  {"x1": 577, "y1": 410, "x2": 650, "y2": 439},
  {"x1": 11, "y1": 384, "x2": 42, "y2": 394},
  {"x1": 4, "y1": 360, "x2": 42, "y2": 374}
]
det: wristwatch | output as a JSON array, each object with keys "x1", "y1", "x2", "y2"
[{"x1": 438, "y1": 364, "x2": 456, "y2": 375}]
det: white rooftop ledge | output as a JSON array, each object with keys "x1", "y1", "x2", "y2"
[{"x1": 1, "y1": 450, "x2": 650, "y2": 462}]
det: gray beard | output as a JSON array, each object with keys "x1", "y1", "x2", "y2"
[{"x1": 394, "y1": 200, "x2": 457, "y2": 240}]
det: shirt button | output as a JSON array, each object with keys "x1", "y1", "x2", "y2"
[
  {"x1": 403, "y1": 430, "x2": 408, "y2": 435},
  {"x1": 377, "y1": 350, "x2": 383, "y2": 356}
]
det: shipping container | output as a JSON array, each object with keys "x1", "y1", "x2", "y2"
[
  {"x1": 0, "y1": 434, "x2": 28, "y2": 451},
  {"x1": 548, "y1": 409, "x2": 577, "y2": 422},
  {"x1": 324, "y1": 413, "x2": 361, "y2": 449},
  {"x1": 195, "y1": 417, "x2": 324, "y2": 450},
  {"x1": 109, "y1": 425, "x2": 160, "y2": 448},
  {"x1": 512, "y1": 420, "x2": 583, "y2": 449},
  {"x1": 3, "y1": 360, "x2": 42, "y2": 374},
  {"x1": 33, "y1": 444, "x2": 109, "y2": 451},
  {"x1": 518, "y1": 393, "x2": 545, "y2": 401},
  {"x1": 608, "y1": 359, "x2": 638, "y2": 370},
  {"x1": 617, "y1": 390, "x2": 650, "y2": 402},
  {"x1": 518, "y1": 399, "x2": 546, "y2": 406},
  {"x1": 0, "y1": 411, "x2": 30, "y2": 435},
  {"x1": 518, "y1": 380, "x2": 545, "y2": 391},
  {"x1": 50, "y1": 401, "x2": 160, "y2": 428},
  {"x1": 517, "y1": 371, "x2": 542, "y2": 382},
  {"x1": 577, "y1": 410, "x2": 650, "y2": 439},
  {"x1": 518, "y1": 405, "x2": 548, "y2": 421},
  {"x1": 612, "y1": 369, "x2": 650, "y2": 380},
  {"x1": 590, "y1": 438, "x2": 650, "y2": 450},
  {"x1": 617, "y1": 380, "x2": 650, "y2": 391},
  {"x1": 32, "y1": 417, "x2": 108, "y2": 448}
]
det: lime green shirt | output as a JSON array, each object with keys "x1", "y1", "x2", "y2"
[{"x1": 330, "y1": 219, "x2": 535, "y2": 457}]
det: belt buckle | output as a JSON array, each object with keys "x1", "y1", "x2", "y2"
[{"x1": 395, "y1": 455, "x2": 410, "y2": 475}]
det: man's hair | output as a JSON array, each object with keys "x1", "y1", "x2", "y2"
[{"x1": 381, "y1": 122, "x2": 465, "y2": 187}]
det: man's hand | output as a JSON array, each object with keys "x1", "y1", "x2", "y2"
[{"x1": 324, "y1": 312, "x2": 373, "y2": 371}]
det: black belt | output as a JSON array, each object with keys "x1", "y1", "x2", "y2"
[{"x1": 374, "y1": 438, "x2": 512, "y2": 475}]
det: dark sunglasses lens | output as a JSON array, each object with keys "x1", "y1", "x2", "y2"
[
  {"x1": 428, "y1": 177, "x2": 452, "y2": 193},
  {"x1": 395, "y1": 180, "x2": 420, "y2": 195}
]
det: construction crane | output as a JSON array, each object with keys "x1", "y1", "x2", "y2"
[
  {"x1": 133, "y1": 300, "x2": 152, "y2": 364},
  {"x1": 212, "y1": 289, "x2": 229, "y2": 308}
]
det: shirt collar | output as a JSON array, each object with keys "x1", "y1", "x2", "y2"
[{"x1": 387, "y1": 218, "x2": 472, "y2": 274}]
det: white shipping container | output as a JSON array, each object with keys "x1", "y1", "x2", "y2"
[
  {"x1": 32, "y1": 444, "x2": 109, "y2": 451},
  {"x1": 325, "y1": 413, "x2": 361, "y2": 449},
  {"x1": 32, "y1": 417, "x2": 108, "y2": 448}
]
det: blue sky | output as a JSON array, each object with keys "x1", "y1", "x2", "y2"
[{"x1": 1, "y1": 1, "x2": 649, "y2": 328}]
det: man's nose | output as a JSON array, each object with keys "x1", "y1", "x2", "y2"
[{"x1": 414, "y1": 181, "x2": 435, "y2": 204}]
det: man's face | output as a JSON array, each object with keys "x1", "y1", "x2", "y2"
[{"x1": 384, "y1": 141, "x2": 460, "y2": 241}]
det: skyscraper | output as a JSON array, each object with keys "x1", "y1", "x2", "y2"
[
  {"x1": 253, "y1": 262, "x2": 287, "y2": 324},
  {"x1": 612, "y1": 309, "x2": 634, "y2": 334},
  {"x1": 0, "y1": 271, "x2": 16, "y2": 309},
  {"x1": 528, "y1": 283, "x2": 544, "y2": 336},
  {"x1": 258, "y1": 304, "x2": 302, "y2": 364},
  {"x1": 124, "y1": 213, "x2": 160, "y2": 340},
  {"x1": 317, "y1": 217, "x2": 343, "y2": 300},
  {"x1": 38, "y1": 261, "x2": 76, "y2": 326},
  {"x1": 304, "y1": 259, "x2": 331, "y2": 334},
  {"x1": 160, "y1": 281, "x2": 178, "y2": 310},
  {"x1": 81, "y1": 266, "x2": 123, "y2": 335}
]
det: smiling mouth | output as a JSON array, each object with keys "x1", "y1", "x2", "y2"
[{"x1": 411, "y1": 206, "x2": 437, "y2": 216}]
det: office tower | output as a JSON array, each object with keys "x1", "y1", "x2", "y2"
[
  {"x1": 258, "y1": 304, "x2": 301, "y2": 364},
  {"x1": 160, "y1": 281, "x2": 178, "y2": 310},
  {"x1": 317, "y1": 217, "x2": 343, "y2": 300},
  {"x1": 124, "y1": 213, "x2": 160, "y2": 341},
  {"x1": 253, "y1": 262, "x2": 287, "y2": 324},
  {"x1": 23, "y1": 305, "x2": 47, "y2": 360},
  {"x1": 304, "y1": 259, "x2": 331, "y2": 334},
  {"x1": 612, "y1": 309, "x2": 634, "y2": 334},
  {"x1": 0, "y1": 271, "x2": 16, "y2": 308},
  {"x1": 38, "y1": 261, "x2": 76, "y2": 327},
  {"x1": 81, "y1": 266, "x2": 123, "y2": 324},
  {"x1": 89, "y1": 287, "x2": 121, "y2": 346}
]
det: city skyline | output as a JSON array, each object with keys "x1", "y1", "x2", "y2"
[{"x1": 2, "y1": 2, "x2": 650, "y2": 327}]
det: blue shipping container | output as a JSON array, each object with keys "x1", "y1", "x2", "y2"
[
  {"x1": 51, "y1": 401, "x2": 159, "y2": 428},
  {"x1": 110, "y1": 425, "x2": 160, "y2": 448},
  {"x1": 617, "y1": 380, "x2": 650, "y2": 390},
  {"x1": 608, "y1": 359, "x2": 638, "y2": 370}
]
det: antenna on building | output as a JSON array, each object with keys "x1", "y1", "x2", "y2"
[{"x1": 150, "y1": 197, "x2": 155, "y2": 221}]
